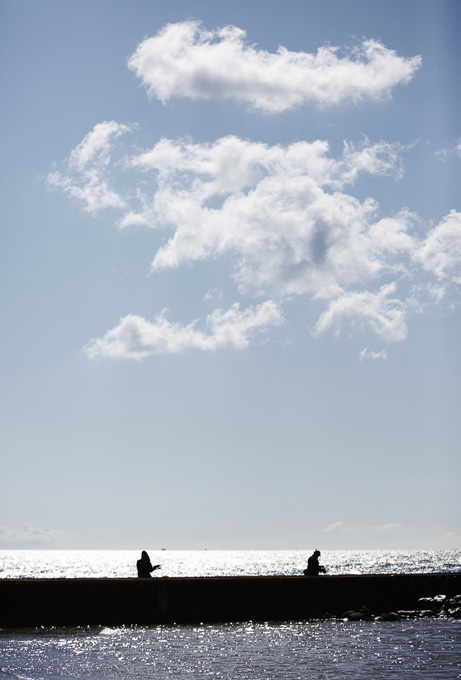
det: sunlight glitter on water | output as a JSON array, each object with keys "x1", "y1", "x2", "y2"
[
  {"x1": 0, "y1": 619, "x2": 460, "y2": 679},
  {"x1": 0, "y1": 549, "x2": 459, "y2": 579},
  {"x1": 0, "y1": 550, "x2": 460, "y2": 679}
]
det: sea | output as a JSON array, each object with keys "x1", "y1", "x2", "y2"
[{"x1": 0, "y1": 549, "x2": 460, "y2": 680}]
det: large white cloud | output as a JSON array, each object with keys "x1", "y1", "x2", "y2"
[
  {"x1": 48, "y1": 127, "x2": 461, "y2": 357},
  {"x1": 127, "y1": 22, "x2": 421, "y2": 112},
  {"x1": 127, "y1": 136, "x2": 405, "y2": 302}
]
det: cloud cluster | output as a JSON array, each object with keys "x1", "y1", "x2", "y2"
[
  {"x1": 49, "y1": 128, "x2": 461, "y2": 357},
  {"x1": 0, "y1": 523, "x2": 70, "y2": 547},
  {"x1": 127, "y1": 22, "x2": 421, "y2": 112},
  {"x1": 45, "y1": 23, "x2": 460, "y2": 359}
]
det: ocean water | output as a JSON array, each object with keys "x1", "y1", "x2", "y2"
[
  {"x1": 1, "y1": 550, "x2": 460, "y2": 679},
  {"x1": 1, "y1": 548, "x2": 460, "y2": 579}
]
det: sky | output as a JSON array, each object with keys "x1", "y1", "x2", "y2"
[{"x1": 1, "y1": 0, "x2": 460, "y2": 551}]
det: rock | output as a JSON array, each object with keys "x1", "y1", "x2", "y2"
[
  {"x1": 432, "y1": 594, "x2": 447, "y2": 603},
  {"x1": 374, "y1": 612, "x2": 400, "y2": 622},
  {"x1": 343, "y1": 611, "x2": 366, "y2": 621},
  {"x1": 397, "y1": 610, "x2": 419, "y2": 619},
  {"x1": 342, "y1": 605, "x2": 372, "y2": 621},
  {"x1": 445, "y1": 595, "x2": 461, "y2": 610},
  {"x1": 417, "y1": 596, "x2": 446, "y2": 610}
]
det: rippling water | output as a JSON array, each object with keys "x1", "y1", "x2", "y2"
[
  {"x1": 0, "y1": 619, "x2": 460, "y2": 679},
  {"x1": 1, "y1": 548, "x2": 460, "y2": 579},
  {"x1": 1, "y1": 550, "x2": 460, "y2": 679}
]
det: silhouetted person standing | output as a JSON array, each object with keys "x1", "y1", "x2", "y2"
[
  {"x1": 137, "y1": 550, "x2": 160, "y2": 578},
  {"x1": 304, "y1": 549, "x2": 326, "y2": 576}
]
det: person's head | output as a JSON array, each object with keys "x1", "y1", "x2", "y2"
[
  {"x1": 141, "y1": 550, "x2": 149, "y2": 560},
  {"x1": 314, "y1": 550, "x2": 321, "y2": 557}
]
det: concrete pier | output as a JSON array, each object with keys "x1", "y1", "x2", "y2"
[{"x1": 1, "y1": 573, "x2": 460, "y2": 628}]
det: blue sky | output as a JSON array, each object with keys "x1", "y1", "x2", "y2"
[{"x1": 1, "y1": 0, "x2": 460, "y2": 550}]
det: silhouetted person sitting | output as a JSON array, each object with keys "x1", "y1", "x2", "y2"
[
  {"x1": 137, "y1": 550, "x2": 160, "y2": 578},
  {"x1": 303, "y1": 549, "x2": 326, "y2": 576}
]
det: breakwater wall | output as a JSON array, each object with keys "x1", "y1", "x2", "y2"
[{"x1": 1, "y1": 574, "x2": 460, "y2": 628}]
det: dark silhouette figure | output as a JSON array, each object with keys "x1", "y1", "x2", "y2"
[
  {"x1": 303, "y1": 549, "x2": 326, "y2": 576},
  {"x1": 137, "y1": 550, "x2": 160, "y2": 578}
]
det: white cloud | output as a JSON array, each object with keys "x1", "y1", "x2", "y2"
[
  {"x1": 415, "y1": 209, "x2": 461, "y2": 284},
  {"x1": 84, "y1": 301, "x2": 282, "y2": 359},
  {"x1": 429, "y1": 532, "x2": 461, "y2": 549},
  {"x1": 48, "y1": 127, "x2": 461, "y2": 354},
  {"x1": 127, "y1": 136, "x2": 404, "y2": 304},
  {"x1": 43, "y1": 24, "x2": 461, "y2": 357},
  {"x1": 127, "y1": 22, "x2": 421, "y2": 112},
  {"x1": 0, "y1": 523, "x2": 71, "y2": 547},
  {"x1": 436, "y1": 138, "x2": 461, "y2": 160},
  {"x1": 369, "y1": 209, "x2": 417, "y2": 255},
  {"x1": 47, "y1": 121, "x2": 132, "y2": 213},
  {"x1": 324, "y1": 521, "x2": 344, "y2": 533},
  {"x1": 375, "y1": 522, "x2": 402, "y2": 532},
  {"x1": 68, "y1": 120, "x2": 130, "y2": 172},
  {"x1": 47, "y1": 170, "x2": 127, "y2": 213},
  {"x1": 339, "y1": 140, "x2": 405, "y2": 185},
  {"x1": 204, "y1": 288, "x2": 223, "y2": 302},
  {"x1": 313, "y1": 283, "x2": 408, "y2": 342},
  {"x1": 359, "y1": 347, "x2": 387, "y2": 361}
]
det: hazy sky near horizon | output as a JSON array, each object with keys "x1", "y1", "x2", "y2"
[{"x1": 1, "y1": 0, "x2": 460, "y2": 551}]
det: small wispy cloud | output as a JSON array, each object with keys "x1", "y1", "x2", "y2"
[
  {"x1": 359, "y1": 347, "x2": 387, "y2": 361},
  {"x1": 0, "y1": 523, "x2": 72, "y2": 547},
  {"x1": 375, "y1": 522, "x2": 402, "y2": 532},
  {"x1": 324, "y1": 521, "x2": 344, "y2": 533},
  {"x1": 204, "y1": 288, "x2": 223, "y2": 302},
  {"x1": 430, "y1": 531, "x2": 461, "y2": 549},
  {"x1": 46, "y1": 121, "x2": 133, "y2": 213},
  {"x1": 435, "y1": 138, "x2": 461, "y2": 161}
]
